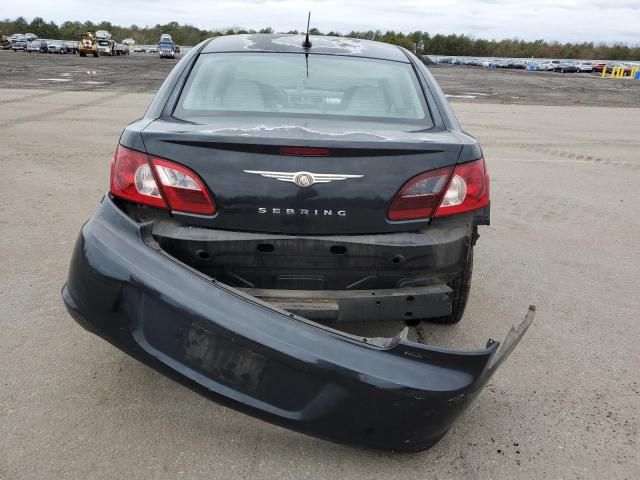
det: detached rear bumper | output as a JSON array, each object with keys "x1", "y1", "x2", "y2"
[{"x1": 62, "y1": 196, "x2": 533, "y2": 452}]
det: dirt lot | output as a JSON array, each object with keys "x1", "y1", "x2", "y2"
[{"x1": 1, "y1": 50, "x2": 639, "y2": 479}]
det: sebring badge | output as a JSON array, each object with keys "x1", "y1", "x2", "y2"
[{"x1": 243, "y1": 170, "x2": 363, "y2": 188}]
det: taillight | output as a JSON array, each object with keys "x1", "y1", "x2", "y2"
[
  {"x1": 387, "y1": 167, "x2": 453, "y2": 221},
  {"x1": 150, "y1": 157, "x2": 216, "y2": 215},
  {"x1": 110, "y1": 145, "x2": 167, "y2": 209},
  {"x1": 110, "y1": 145, "x2": 216, "y2": 215},
  {"x1": 434, "y1": 158, "x2": 489, "y2": 217},
  {"x1": 387, "y1": 158, "x2": 489, "y2": 221}
]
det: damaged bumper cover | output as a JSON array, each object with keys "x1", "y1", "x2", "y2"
[{"x1": 62, "y1": 196, "x2": 534, "y2": 452}]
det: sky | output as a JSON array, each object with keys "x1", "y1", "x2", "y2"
[{"x1": 4, "y1": 0, "x2": 640, "y2": 44}]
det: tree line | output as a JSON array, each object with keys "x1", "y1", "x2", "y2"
[{"x1": 1, "y1": 16, "x2": 638, "y2": 60}]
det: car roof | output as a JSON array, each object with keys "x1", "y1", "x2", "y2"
[{"x1": 202, "y1": 34, "x2": 409, "y2": 62}]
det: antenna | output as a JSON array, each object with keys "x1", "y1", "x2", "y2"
[{"x1": 302, "y1": 11, "x2": 312, "y2": 48}]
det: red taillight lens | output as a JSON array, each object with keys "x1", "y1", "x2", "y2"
[
  {"x1": 387, "y1": 167, "x2": 453, "y2": 221},
  {"x1": 110, "y1": 145, "x2": 167, "y2": 209},
  {"x1": 110, "y1": 145, "x2": 216, "y2": 215},
  {"x1": 434, "y1": 158, "x2": 489, "y2": 217},
  {"x1": 150, "y1": 157, "x2": 216, "y2": 215},
  {"x1": 387, "y1": 158, "x2": 489, "y2": 221}
]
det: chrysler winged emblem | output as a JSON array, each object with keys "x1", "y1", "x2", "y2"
[{"x1": 243, "y1": 170, "x2": 363, "y2": 188}]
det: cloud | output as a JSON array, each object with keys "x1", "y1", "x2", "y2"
[{"x1": 9, "y1": 0, "x2": 640, "y2": 44}]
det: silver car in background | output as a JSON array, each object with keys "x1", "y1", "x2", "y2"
[
  {"x1": 11, "y1": 36, "x2": 27, "y2": 51},
  {"x1": 576, "y1": 61, "x2": 594, "y2": 72},
  {"x1": 26, "y1": 40, "x2": 46, "y2": 53}
]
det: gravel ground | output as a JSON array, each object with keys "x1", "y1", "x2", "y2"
[{"x1": 1, "y1": 49, "x2": 639, "y2": 479}]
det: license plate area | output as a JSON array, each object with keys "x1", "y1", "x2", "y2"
[{"x1": 183, "y1": 324, "x2": 267, "y2": 393}]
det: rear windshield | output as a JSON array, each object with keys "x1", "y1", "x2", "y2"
[{"x1": 174, "y1": 53, "x2": 430, "y2": 126}]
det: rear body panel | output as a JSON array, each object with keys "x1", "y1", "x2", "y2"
[{"x1": 136, "y1": 119, "x2": 478, "y2": 234}]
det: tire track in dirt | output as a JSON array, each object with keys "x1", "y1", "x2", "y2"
[
  {"x1": 492, "y1": 140, "x2": 640, "y2": 170},
  {"x1": 0, "y1": 89, "x2": 62, "y2": 106}
]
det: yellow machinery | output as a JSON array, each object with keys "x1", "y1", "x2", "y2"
[{"x1": 78, "y1": 32, "x2": 99, "y2": 57}]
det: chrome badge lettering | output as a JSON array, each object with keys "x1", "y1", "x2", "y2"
[{"x1": 258, "y1": 208, "x2": 347, "y2": 216}]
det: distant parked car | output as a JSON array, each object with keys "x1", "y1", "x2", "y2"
[
  {"x1": 26, "y1": 39, "x2": 46, "y2": 53},
  {"x1": 47, "y1": 41, "x2": 69, "y2": 54},
  {"x1": 96, "y1": 39, "x2": 115, "y2": 56},
  {"x1": 65, "y1": 41, "x2": 78, "y2": 54},
  {"x1": 148, "y1": 46, "x2": 158, "y2": 53},
  {"x1": 114, "y1": 44, "x2": 130, "y2": 55},
  {"x1": 133, "y1": 46, "x2": 144, "y2": 52},
  {"x1": 536, "y1": 61, "x2": 553, "y2": 71},
  {"x1": 554, "y1": 60, "x2": 578, "y2": 73},
  {"x1": 11, "y1": 36, "x2": 28, "y2": 51},
  {"x1": 575, "y1": 61, "x2": 593, "y2": 73},
  {"x1": 546, "y1": 60, "x2": 561, "y2": 71},
  {"x1": 508, "y1": 60, "x2": 526, "y2": 69}
]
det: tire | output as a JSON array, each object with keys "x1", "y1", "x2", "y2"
[
  {"x1": 80, "y1": 52, "x2": 86, "y2": 57},
  {"x1": 94, "y1": 52, "x2": 99, "y2": 58},
  {"x1": 429, "y1": 246, "x2": 474, "y2": 324}
]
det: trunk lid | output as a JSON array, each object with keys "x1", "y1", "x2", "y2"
[{"x1": 140, "y1": 118, "x2": 467, "y2": 234}]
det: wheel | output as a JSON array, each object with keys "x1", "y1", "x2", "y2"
[
  {"x1": 94, "y1": 52, "x2": 99, "y2": 57},
  {"x1": 80, "y1": 51, "x2": 86, "y2": 57},
  {"x1": 429, "y1": 245, "x2": 474, "y2": 324}
]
